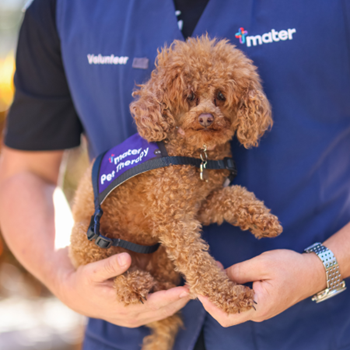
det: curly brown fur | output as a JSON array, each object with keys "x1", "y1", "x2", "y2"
[
  {"x1": 70, "y1": 35, "x2": 282, "y2": 350},
  {"x1": 144, "y1": 314, "x2": 183, "y2": 350}
]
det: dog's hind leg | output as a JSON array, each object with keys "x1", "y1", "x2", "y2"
[
  {"x1": 143, "y1": 313, "x2": 183, "y2": 350},
  {"x1": 147, "y1": 245, "x2": 181, "y2": 291},
  {"x1": 197, "y1": 185, "x2": 282, "y2": 239}
]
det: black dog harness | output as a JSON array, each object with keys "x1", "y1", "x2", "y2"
[{"x1": 86, "y1": 133, "x2": 237, "y2": 253}]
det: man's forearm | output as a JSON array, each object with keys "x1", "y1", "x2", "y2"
[{"x1": 0, "y1": 171, "x2": 73, "y2": 292}]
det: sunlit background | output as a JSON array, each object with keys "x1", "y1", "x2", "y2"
[{"x1": 0, "y1": 1, "x2": 89, "y2": 349}]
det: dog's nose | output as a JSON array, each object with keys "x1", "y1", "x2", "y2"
[{"x1": 198, "y1": 113, "x2": 214, "y2": 127}]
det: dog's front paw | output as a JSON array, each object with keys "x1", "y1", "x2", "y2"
[
  {"x1": 212, "y1": 284, "x2": 255, "y2": 314},
  {"x1": 251, "y1": 213, "x2": 282, "y2": 239}
]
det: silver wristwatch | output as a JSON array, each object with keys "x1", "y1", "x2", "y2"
[{"x1": 304, "y1": 242, "x2": 346, "y2": 303}]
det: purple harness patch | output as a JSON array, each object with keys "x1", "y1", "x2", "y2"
[{"x1": 98, "y1": 133, "x2": 160, "y2": 196}]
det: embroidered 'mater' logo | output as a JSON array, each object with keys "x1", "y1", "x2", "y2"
[
  {"x1": 87, "y1": 54, "x2": 129, "y2": 65},
  {"x1": 236, "y1": 28, "x2": 296, "y2": 47}
]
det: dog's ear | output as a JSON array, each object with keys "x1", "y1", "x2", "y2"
[
  {"x1": 131, "y1": 42, "x2": 188, "y2": 142},
  {"x1": 234, "y1": 81, "x2": 272, "y2": 148},
  {"x1": 130, "y1": 79, "x2": 175, "y2": 142}
]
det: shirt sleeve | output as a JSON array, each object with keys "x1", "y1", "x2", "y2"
[{"x1": 4, "y1": 0, "x2": 83, "y2": 151}]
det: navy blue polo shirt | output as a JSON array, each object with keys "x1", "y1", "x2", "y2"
[{"x1": 5, "y1": 0, "x2": 350, "y2": 349}]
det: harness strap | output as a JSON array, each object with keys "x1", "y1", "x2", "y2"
[
  {"x1": 86, "y1": 145, "x2": 237, "y2": 254},
  {"x1": 156, "y1": 141, "x2": 168, "y2": 157},
  {"x1": 99, "y1": 155, "x2": 237, "y2": 204},
  {"x1": 90, "y1": 152, "x2": 106, "y2": 238},
  {"x1": 87, "y1": 216, "x2": 160, "y2": 252},
  {"x1": 92, "y1": 151, "x2": 106, "y2": 209}
]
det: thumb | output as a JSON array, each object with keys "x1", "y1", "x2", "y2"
[
  {"x1": 226, "y1": 255, "x2": 268, "y2": 284},
  {"x1": 85, "y1": 252, "x2": 132, "y2": 282}
]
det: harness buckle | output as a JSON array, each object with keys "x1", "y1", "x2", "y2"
[
  {"x1": 224, "y1": 158, "x2": 237, "y2": 180},
  {"x1": 95, "y1": 235, "x2": 113, "y2": 249},
  {"x1": 223, "y1": 157, "x2": 234, "y2": 170}
]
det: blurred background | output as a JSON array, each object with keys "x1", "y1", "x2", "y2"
[{"x1": 0, "y1": 1, "x2": 89, "y2": 349}]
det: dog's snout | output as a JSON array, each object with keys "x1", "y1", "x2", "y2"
[{"x1": 198, "y1": 114, "x2": 214, "y2": 127}]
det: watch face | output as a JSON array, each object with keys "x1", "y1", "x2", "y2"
[{"x1": 313, "y1": 282, "x2": 347, "y2": 303}]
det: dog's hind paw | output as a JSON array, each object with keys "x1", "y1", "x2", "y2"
[{"x1": 114, "y1": 269, "x2": 156, "y2": 306}]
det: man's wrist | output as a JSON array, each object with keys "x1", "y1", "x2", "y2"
[
  {"x1": 39, "y1": 247, "x2": 75, "y2": 299},
  {"x1": 301, "y1": 251, "x2": 327, "y2": 299},
  {"x1": 304, "y1": 243, "x2": 346, "y2": 302}
]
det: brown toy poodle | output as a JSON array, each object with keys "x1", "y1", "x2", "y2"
[{"x1": 70, "y1": 36, "x2": 283, "y2": 350}]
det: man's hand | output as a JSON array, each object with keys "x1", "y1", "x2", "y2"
[
  {"x1": 56, "y1": 250, "x2": 190, "y2": 327},
  {"x1": 0, "y1": 147, "x2": 189, "y2": 328},
  {"x1": 198, "y1": 249, "x2": 326, "y2": 327}
]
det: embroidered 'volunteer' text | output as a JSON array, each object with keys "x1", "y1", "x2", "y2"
[{"x1": 87, "y1": 54, "x2": 129, "y2": 65}]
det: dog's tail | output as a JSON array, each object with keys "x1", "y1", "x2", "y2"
[{"x1": 143, "y1": 313, "x2": 183, "y2": 350}]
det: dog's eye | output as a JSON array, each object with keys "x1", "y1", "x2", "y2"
[
  {"x1": 187, "y1": 92, "x2": 196, "y2": 101},
  {"x1": 217, "y1": 91, "x2": 225, "y2": 101}
]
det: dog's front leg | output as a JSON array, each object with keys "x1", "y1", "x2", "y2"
[
  {"x1": 157, "y1": 220, "x2": 254, "y2": 313},
  {"x1": 197, "y1": 185, "x2": 282, "y2": 239}
]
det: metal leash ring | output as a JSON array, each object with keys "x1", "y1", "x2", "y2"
[{"x1": 200, "y1": 145, "x2": 208, "y2": 182}]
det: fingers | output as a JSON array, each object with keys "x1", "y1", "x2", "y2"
[
  {"x1": 226, "y1": 255, "x2": 268, "y2": 284},
  {"x1": 80, "y1": 256, "x2": 190, "y2": 325},
  {"x1": 118, "y1": 286, "x2": 190, "y2": 327},
  {"x1": 138, "y1": 287, "x2": 190, "y2": 323},
  {"x1": 216, "y1": 260, "x2": 224, "y2": 270},
  {"x1": 84, "y1": 253, "x2": 132, "y2": 283},
  {"x1": 147, "y1": 286, "x2": 190, "y2": 308},
  {"x1": 198, "y1": 295, "x2": 255, "y2": 327}
]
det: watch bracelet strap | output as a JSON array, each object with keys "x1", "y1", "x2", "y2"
[{"x1": 304, "y1": 242, "x2": 346, "y2": 303}]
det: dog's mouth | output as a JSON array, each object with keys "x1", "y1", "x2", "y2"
[
  {"x1": 190, "y1": 125, "x2": 223, "y2": 132},
  {"x1": 187, "y1": 118, "x2": 231, "y2": 133},
  {"x1": 177, "y1": 122, "x2": 233, "y2": 150}
]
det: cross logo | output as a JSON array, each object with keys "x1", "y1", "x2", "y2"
[
  {"x1": 235, "y1": 27, "x2": 248, "y2": 44},
  {"x1": 109, "y1": 154, "x2": 115, "y2": 163}
]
